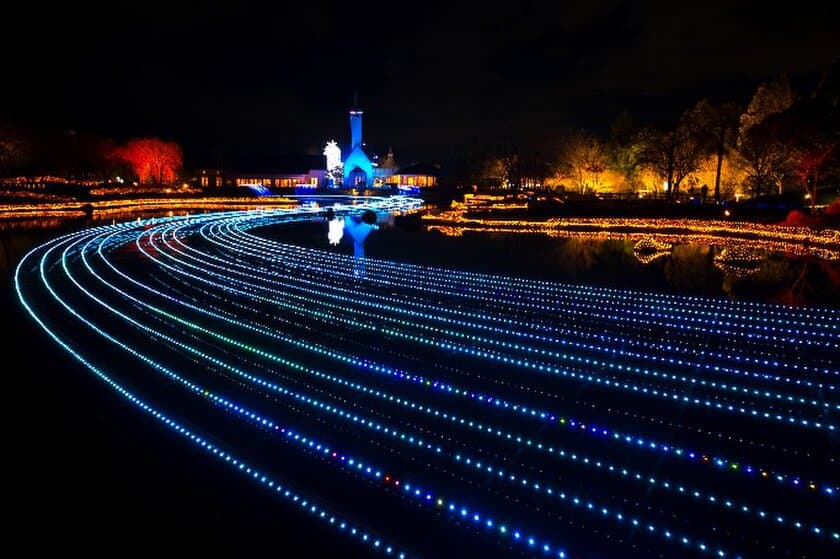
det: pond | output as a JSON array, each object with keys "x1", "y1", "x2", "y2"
[
  {"x1": 256, "y1": 216, "x2": 840, "y2": 308},
  {"x1": 3, "y1": 208, "x2": 839, "y2": 310}
]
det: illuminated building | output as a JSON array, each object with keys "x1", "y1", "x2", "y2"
[
  {"x1": 388, "y1": 162, "x2": 440, "y2": 192},
  {"x1": 211, "y1": 154, "x2": 326, "y2": 191},
  {"x1": 338, "y1": 99, "x2": 437, "y2": 190},
  {"x1": 198, "y1": 169, "x2": 223, "y2": 188},
  {"x1": 342, "y1": 99, "x2": 374, "y2": 187},
  {"x1": 192, "y1": 98, "x2": 439, "y2": 192}
]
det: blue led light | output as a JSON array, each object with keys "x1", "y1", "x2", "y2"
[{"x1": 15, "y1": 199, "x2": 839, "y2": 559}]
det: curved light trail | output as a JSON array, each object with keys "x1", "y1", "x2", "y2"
[{"x1": 16, "y1": 196, "x2": 838, "y2": 558}]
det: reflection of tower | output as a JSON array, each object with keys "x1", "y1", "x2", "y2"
[{"x1": 343, "y1": 210, "x2": 379, "y2": 277}]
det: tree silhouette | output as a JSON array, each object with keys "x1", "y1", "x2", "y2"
[
  {"x1": 785, "y1": 94, "x2": 839, "y2": 212},
  {"x1": 739, "y1": 75, "x2": 795, "y2": 138},
  {"x1": 0, "y1": 121, "x2": 27, "y2": 175},
  {"x1": 738, "y1": 115, "x2": 792, "y2": 196},
  {"x1": 640, "y1": 112, "x2": 707, "y2": 201},
  {"x1": 691, "y1": 100, "x2": 741, "y2": 201}
]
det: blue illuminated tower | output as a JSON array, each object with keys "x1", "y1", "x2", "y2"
[
  {"x1": 343, "y1": 91, "x2": 374, "y2": 187},
  {"x1": 350, "y1": 91, "x2": 363, "y2": 150}
]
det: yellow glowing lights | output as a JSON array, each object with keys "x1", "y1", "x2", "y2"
[
  {"x1": 423, "y1": 206, "x2": 840, "y2": 263},
  {"x1": 0, "y1": 197, "x2": 300, "y2": 220}
]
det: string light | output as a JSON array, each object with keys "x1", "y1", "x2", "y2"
[{"x1": 16, "y1": 199, "x2": 840, "y2": 559}]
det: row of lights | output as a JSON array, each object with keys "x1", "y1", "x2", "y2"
[
  {"x1": 19, "y1": 201, "x2": 838, "y2": 559},
  {"x1": 83, "y1": 224, "x2": 833, "y2": 545}
]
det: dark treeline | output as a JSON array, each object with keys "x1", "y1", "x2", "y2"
[
  {"x1": 0, "y1": 124, "x2": 115, "y2": 180},
  {"x1": 0, "y1": 123, "x2": 183, "y2": 187},
  {"x1": 439, "y1": 62, "x2": 840, "y2": 210}
]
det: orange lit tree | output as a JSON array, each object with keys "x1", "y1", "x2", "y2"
[
  {"x1": 111, "y1": 138, "x2": 183, "y2": 185},
  {"x1": 556, "y1": 130, "x2": 608, "y2": 195}
]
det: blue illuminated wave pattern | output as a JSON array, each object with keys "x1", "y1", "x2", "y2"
[{"x1": 16, "y1": 197, "x2": 838, "y2": 558}]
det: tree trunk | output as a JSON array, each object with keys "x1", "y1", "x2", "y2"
[
  {"x1": 714, "y1": 140, "x2": 724, "y2": 202},
  {"x1": 667, "y1": 168, "x2": 675, "y2": 202}
]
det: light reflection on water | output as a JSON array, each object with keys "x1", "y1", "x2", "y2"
[
  {"x1": 0, "y1": 209, "x2": 207, "y2": 276},
  {"x1": 258, "y1": 220, "x2": 840, "y2": 308},
  {"x1": 3, "y1": 209, "x2": 839, "y2": 308}
]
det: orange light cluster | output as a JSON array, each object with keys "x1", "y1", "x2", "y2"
[
  {"x1": 0, "y1": 175, "x2": 102, "y2": 187},
  {"x1": 423, "y1": 207, "x2": 840, "y2": 252},
  {"x1": 89, "y1": 186, "x2": 201, "y2": 196},
  {"x1": 0, "y1": 189, "x2": 80, "y2": 202},
  {"x1": 0, "y1": 197, "x2": 299, "y2": 220},
  {"x1": 427, "y1": 223, "x2": 839, "y2": 262},
  {"x1": 712, "y1": 246, "x2": 769, "y2": 278},
  {"x1": 632, "y1": 237, "x2": 673, "y2": 264}
]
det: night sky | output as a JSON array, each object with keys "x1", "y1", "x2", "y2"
[{"x1": 3, "y1": 1, "x2": 839, "y2": 167}]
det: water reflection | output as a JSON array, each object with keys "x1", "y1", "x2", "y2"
[
  {"x1": 663, "y1": 244, "x2": 719, "y2": 293},
  {"x1": 323, "y1": 208, "x2": 383, "y2": 278},
  {"x1": 420, "y1": 219, "x2": 840, "y2": 304},
  {"x1": 3, "y1": 209, "x2": 839, "y2": 307},
  {"x1": 0, "y1": 209, "x2": 208, "y2": 276},
  {"x1": 414, "y1": 227, "x2": 840, "y2": 307},
  {"x1": 632, "y1": 237, "x2": 672, "y2": 264}
]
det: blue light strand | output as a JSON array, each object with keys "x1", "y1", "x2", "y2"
[
  {"x1": 14, "y1": 228, "x2": 413, "y2": 559},
  {"x1": 133, "y1": 218, "x2": 838, "y2": 495},
  {"x1": 90, "y1": 225, "x2": 835, "y2": 536},
  {"x1": 17, "y1": 202, "x2": 840, "y2": 559}
]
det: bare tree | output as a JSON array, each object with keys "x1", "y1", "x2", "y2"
[
  {"x1": 786, "y1": 97, "x2": 839, "y2": 212},
  {"x1": 738, "y1": 117, "x2": 791, "y2": 196},
  {"x1": 640, "y1": 112, "x2": 707, "y2": 201},
  {"x1": 691, "y1": 100, "x2": 741, "y2": 201},
  {"x1": 793, "y1": 142, "x2": 835, "y2": 212}
]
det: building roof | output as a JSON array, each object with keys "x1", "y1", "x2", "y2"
[
  {"x1": 224, "y1": 153, "x2": 324, "y2": 175},
  {"x1": 395, "y1": 162, "x2": 440, "y2": 176}
]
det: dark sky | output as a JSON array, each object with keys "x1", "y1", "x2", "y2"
[{"x1": 3, "y1": 0, "x2": 839, "y2": 167}]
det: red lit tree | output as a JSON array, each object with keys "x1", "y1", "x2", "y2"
[
  {"x1": 784, "y1": 93, "x2": 839, "y2": 213},
  {"x1": 110, "y1": 138, "x2": 183, "y2": 185},
  {"x1": 792, "y1": 142, "x2": 835, "y2": 213}
]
